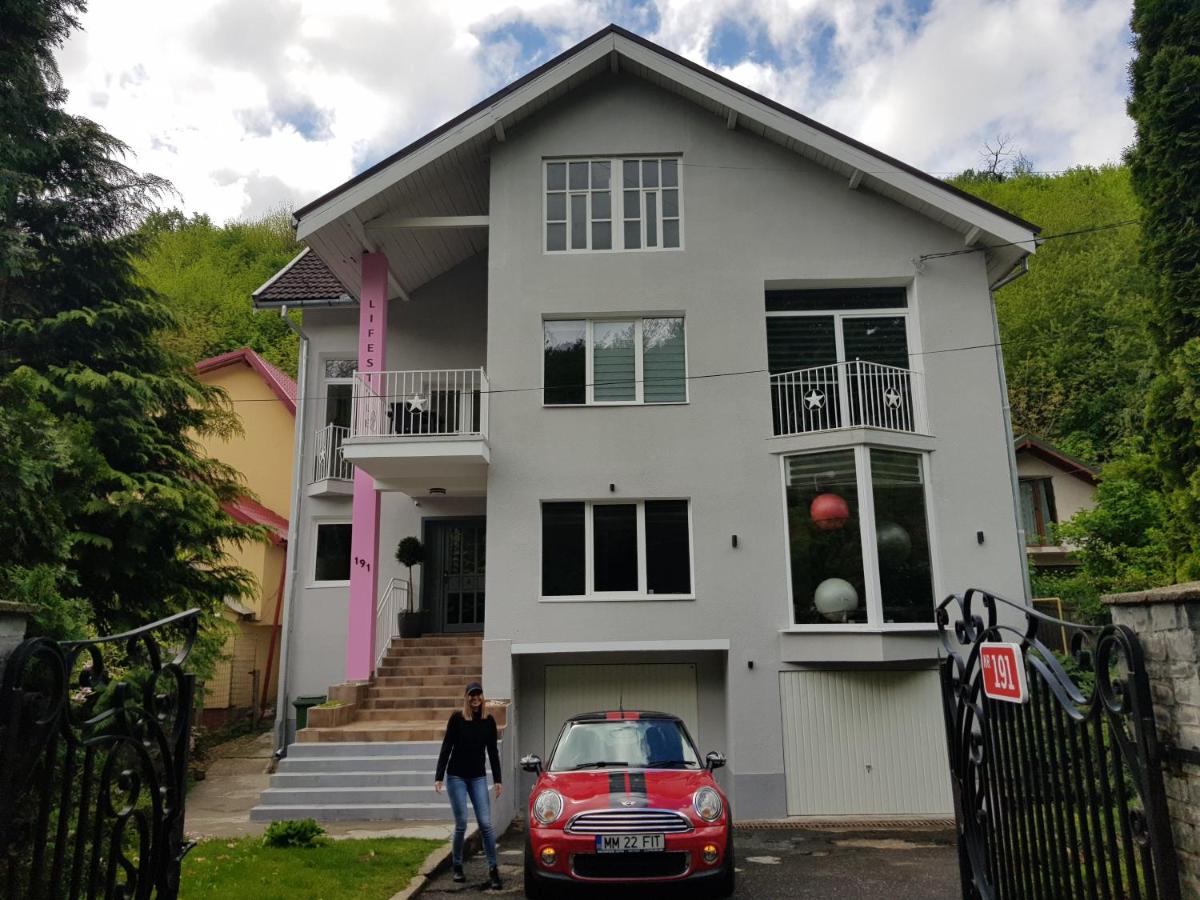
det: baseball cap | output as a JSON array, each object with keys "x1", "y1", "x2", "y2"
[{"x1": 465, "y1": 681, "x2": 483, "y2": 695}]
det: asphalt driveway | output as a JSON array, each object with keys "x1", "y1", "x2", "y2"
[{"x1": 419, "y1": 823, "x2": 960, "y2": 899}]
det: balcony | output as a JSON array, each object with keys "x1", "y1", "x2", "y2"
[
  {"x1": 342, "y1": 368, "x2": 490, "y2": 495},
  {"x1": 770, "y1": 360, "x2": 926, "y2": 437},
  {"x1": 307, "y1": 424, "x2": 353, "y2": 496}
]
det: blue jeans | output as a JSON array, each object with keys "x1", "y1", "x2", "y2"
[{"x1": 446, "y1": 775, "x2": 497, "y2": 868}]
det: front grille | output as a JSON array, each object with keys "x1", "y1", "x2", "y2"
[
  {"x1": 572, "y1": 851, "x2": 689, "y2": 879},
  {"x1": 566, "y1": 809, "x2": 693, "y2": 835}
]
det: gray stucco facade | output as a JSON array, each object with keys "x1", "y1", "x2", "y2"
[{"x1": 278, "y1": 64, "x2": 1030, "y2": 822}]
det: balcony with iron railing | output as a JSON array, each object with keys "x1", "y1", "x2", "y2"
[
  {"x1": 307, "y1": 423, "x2": 354, "y2": 495},
  {"x1": 341, "y1": 368, "x2": 490, "y2": 495},
  {"x1": 770, "y1": 360, "x2": 927, "y2": 438}
]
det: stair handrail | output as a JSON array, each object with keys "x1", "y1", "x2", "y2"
[{"x1": 375, "y1": 576, "x2": 409, "y2": 670}]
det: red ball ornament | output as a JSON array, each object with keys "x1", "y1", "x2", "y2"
[{"x1": 810, "y1": 493, "x2": 850, "y2": 531}]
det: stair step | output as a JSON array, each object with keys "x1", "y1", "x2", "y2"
[
  {"x1": 375, "y1": 661, "x2": 479, "y2": 674},
  {"x1": 373, "y1": 674, "x2": 479, "y2": 688},
  {"x1": 361, "y1": 696, "x2": 462, "y2": 709},
  {"x1": 357, "y1": 707, "x2": 456, "y2": 721},
  {"x1": 284, "y1": 741, "x2": 442, "y2": 758},
  {"x1": 365, "y1": 687, "x2": 463, "y2": 700},
  {"x1": 299, "y1": 723, "x2": 504, "y2": 743},
  {"x1": 271, "y1": 770, "x2": 437, "y2": 788},
  {"x1": 279, "y1": 754, "x2": 439, "y2": 773},
  {"x1": 249, "y1": 803, "x2": 451, "y2": 823},
  {"x1": 258, "y1": 785, "x2": 443, "y2": 805}
]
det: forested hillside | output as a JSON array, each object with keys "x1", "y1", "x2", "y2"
[
  {"x1": 135, "y1": 209, "x2": 301, "y2": 373},
  {"x1": 952, "y1": 166, "x2": 1153, "y2": 465}
]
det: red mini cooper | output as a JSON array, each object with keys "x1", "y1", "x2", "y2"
[{"x1": 521, "y1": 711, "x2": 734, "y2": 899}]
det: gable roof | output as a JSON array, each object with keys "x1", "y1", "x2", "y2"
[
  {"x1": 295, "y1": 24, "x2": 1039, "y2": 298},
  {"x1": 1014, "y1": 435, "x2": 1099, "y2": 486},
  {"x1": 194, "y1": 347, "x2": 298, "y2": 415},
  {"x1": 223, "y1": 495, "x2": 288, "y2": 545},
  {"x1": 251, "y1": 247, "x2": 353, "y2": 308}
]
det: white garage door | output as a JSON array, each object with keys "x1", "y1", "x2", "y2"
[
  {"x1": 779, "y1": 669, "x2": 953, "y2": 817},
  {"x1": 544, "y1": 664, "x2": 699, "y2": 752}
]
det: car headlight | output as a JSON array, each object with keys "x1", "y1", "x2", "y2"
[
  {"x1": 533, "y1": 790, "x2": 564, "y2": 825},
  {"x1": 692, "y1": 787, "x2": 723, "y2": 822}
]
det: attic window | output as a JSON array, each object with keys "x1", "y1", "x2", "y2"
[{"x1": 545, "y1": 158, "x2": 682, "y2": 253}]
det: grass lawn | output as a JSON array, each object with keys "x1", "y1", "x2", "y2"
[{"x1": 180, "y1": 836, "x2": 444, "y2": 900}]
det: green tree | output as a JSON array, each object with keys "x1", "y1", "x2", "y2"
[
  {"x1": 951, "y1": 166, "x2": 1155, "y2": 464},
  {"x1": 1127, "y1": 0, "x2": 1200, "y2": 580},
  {"x1": 0, "y1": 0, "x2": 257, "y2": 639},
  {"x1": 136, "y1": 209, "x2": 300, "y2": 373}
]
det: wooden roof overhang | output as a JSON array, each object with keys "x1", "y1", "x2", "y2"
[{"x1": 294, "y1": 25, "x2": 1040, "y2": 302}]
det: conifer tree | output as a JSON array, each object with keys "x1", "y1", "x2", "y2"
[
  {"x1": 0, "y1": 0, "x2": 256, "y2": 636},
  {"x1": 1126, "y1": 0, "x2": 1200, "y2": 579}
]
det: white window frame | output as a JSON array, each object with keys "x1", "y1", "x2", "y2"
[
  {"x1": 540, "y1": 499, "x2": 695, "y2": 602},
  {"x1": 779, "y1": 446, "x2": 940, "y2": 631},
  {"x1": 310, "y1": 518, "x2": 353, "y2": 587},
  {"x1": 764, "y1": 306, "x2": 914, "y2": 368},
  {"x1": 322, "y1": 356, "x2": 358, "y2": 428},
  {"x1": 543, "y1": 157, "x2": 684, "y2": 254},
  {"x1": 542, "y1": 316, "x2": 689, "y2": 407}
]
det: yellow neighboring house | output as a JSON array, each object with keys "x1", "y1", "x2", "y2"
[{"x1": 194, "y1": 348, "x2": 296, "y2": 726}]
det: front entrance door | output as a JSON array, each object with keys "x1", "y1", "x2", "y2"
[{"x1": 424, "y1": 518, "x2": 485, "y2": 633}]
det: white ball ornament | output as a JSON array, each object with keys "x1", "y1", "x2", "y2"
[{"x1": 813, "y1": 577, "x2": 859, "y2": 622}]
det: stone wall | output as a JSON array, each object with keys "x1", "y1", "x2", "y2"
[
  {"x1": 0, "y1": 602, "x2": 34, "y2": 683},
  {"x1": 1103, "y1": 581, "x2": 1200, "y2": 897}
]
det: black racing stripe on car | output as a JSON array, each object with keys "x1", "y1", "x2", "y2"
[
  {"x1": 628, "y1": 772, "x2": 647, "y2": 794},
  {"x1": 608, "y1": 772, "x2": 625, "y2": 799}
]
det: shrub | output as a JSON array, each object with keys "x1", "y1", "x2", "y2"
[{"x1": 263, "y1": 819, "x2": 326, "y2": 848}]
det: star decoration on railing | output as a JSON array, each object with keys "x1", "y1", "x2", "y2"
[
  {"x1": 883, "y1": 388, "x2": 903, "y2": 409},
  {"x1": 804, "y1": 389, "x2": 826, "y2": 410},
  {"x1": 408, "y1": 394, "x2": 428, "y2": 413}
]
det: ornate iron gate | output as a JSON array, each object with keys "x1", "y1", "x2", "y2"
[
  {"x1": 0, "y1": 610, "x2": 198, "y2": 900},
  {"x1": 938, "y1": 589, "x2": 1181, "y2": 900}
]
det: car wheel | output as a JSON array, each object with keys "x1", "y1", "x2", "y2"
[
  {"x1": 524, "y1": 840, "x2": 555, "y2": 900},
  {"x1": 708, "y1": 826, "x2": 736, "y2": 899}
]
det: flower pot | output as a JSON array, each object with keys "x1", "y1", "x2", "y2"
[{"x1": 398, "y1": 609, "x2": 425, "y2": 639}]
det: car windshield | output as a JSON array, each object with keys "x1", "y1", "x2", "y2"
[{"x1": 549, "y1": 719, "x2": 702, "y2": 771}]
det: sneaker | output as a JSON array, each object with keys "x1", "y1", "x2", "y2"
[
  {"x1": 452, "y1": 864, "x2": 465, "y2": 883},
  {"x1": 488, "y1": 866, "x2": 503, "y2": 890}
]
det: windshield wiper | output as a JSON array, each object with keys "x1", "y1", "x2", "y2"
[
  {"x1": 645, "y1": 760, "x2": 694, "y2": 768},
  {"x1": 570, "y1": 761, "x2": 629, "y2": 770}
]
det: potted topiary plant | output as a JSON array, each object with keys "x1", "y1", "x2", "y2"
[{"x1": 395, "y1": 536, "x2": 426, "y2": 638}]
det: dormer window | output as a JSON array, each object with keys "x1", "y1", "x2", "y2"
[{"x1": 545, "y1": 157, "x2": 682, "y2": 252}]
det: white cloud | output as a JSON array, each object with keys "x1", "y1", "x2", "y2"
[{"x1": 54, "y1": 0, "x2": 1135, "y2": 222}]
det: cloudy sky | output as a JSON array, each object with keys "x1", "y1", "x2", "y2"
[{"x1": 56, "y1": 0, "x2": 1136, "y2": 224}]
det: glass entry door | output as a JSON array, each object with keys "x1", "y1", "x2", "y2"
[{"x1": 424, "y1": 518, "x2": 486, "y2": 633}]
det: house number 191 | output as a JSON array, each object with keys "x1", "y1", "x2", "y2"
[{"x1": 353, "y1": 557, "x2": 371, "y2": 572}]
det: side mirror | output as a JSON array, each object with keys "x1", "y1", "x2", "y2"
[
  {"x1": 705, "y1": 751, "x2": 726, "y2": 771},
  {"x1": 521, "y1": 753, "x2": 543, "y2": 773}
]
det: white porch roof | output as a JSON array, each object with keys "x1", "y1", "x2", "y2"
[{"x1": 294, "y1": 25, "x2": 1040, "y2": 298}]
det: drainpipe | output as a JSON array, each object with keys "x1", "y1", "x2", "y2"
[
  {"x1": 272, "y1": 305, "x2": 310, "y2": 757},
  {"x1": 989, "y1": 257, "x2": 1032, "y2": 603}
]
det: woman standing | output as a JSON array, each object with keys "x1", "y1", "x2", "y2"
[{"x1": 435, "y1": 681, "x2": 503, "y2": 888}]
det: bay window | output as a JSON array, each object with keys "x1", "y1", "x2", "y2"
[
  {"x1": 542, "y1": 500, "x2": 692, "y2": 599},
  {"x1": 543, "y1": 317, "x2": 686, "y2": 405},
  {"x1": 784, "y1": 448, "x2": 935, "y2": 626}
]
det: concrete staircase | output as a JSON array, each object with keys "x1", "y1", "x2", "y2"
[{"x1": 250, "y1": 633, "x2": 502, "y2": 823}]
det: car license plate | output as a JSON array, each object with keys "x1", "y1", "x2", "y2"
[{"x1": 596, "y1": 833, "x2": 664, "y2": 853}]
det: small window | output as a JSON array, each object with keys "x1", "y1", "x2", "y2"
[
  {"x1": 314, "y1": 522, "x2": 353, "y2": 583},
  {"x1": 323, "y1": 358, "x2": 357, "y2": 429},
  {"x1": 543, "y1": 317, "x2": 686, "y2": 406},
  {"x1": 1019, "y1": 478, "x2": 1057, "y2": 545},
  {"x1": 541, "y1": 500, "x2": 692, "y2": 599},
  {"x1": 546, "y1": 157, "x2": 680, "y2": 252}
]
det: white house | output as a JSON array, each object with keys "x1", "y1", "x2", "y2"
[{"x1": 250, "y1": 25, "x2": 1038, "y2": 825}]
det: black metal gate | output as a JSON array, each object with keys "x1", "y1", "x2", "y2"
[
  {"x1": 938, "y1": 589, "x2": 1181, "y2": 900},
  {"x1": 0, "y1": 610, "x2": 198, "y2": 900}
]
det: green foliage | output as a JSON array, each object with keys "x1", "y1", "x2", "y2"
[
  {"x1": 135, "y1": 209, "x2": 300, "y2": 373},
  {"x1": 0, "y1": 1, "x2": 260, "y2": 640},
  {"x1": 951, "y1": 166, "x2": 1154, "y2": 464},
  {"x1": 262, "y1": 819, "x2": 326, "y2": 849},
  {"x1": 395, "y1": 536, "x2": 425, "y2": 569},
  {"x1": 1127, "y1": 0, "x2": 1200, "y2": 579},
  {"x1": 181, "y1": 835, "x2": 442, "y2": 899}
]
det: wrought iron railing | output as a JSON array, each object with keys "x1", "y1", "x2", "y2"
[
  {"x1": 350, "y1": 368, "x2": 488, "y2": 440},
  {"x1": 770, "y1": 359, "x2": 924, "y2": 436},
  {"x1": 0, "y1": 609, "x2": 199, "y2": 900},
  {"x1": 375, "y1": 577, "x2": 411, "y2": 669},
  {"x1": 312, "y1": 423, "x2": 352, "y2": 482},
  {"x1": 938, "y1": 589, "x2": 1180, "y2": 900}
]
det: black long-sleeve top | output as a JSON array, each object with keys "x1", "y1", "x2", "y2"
[{"x1": 435, "y1": 711, "x2": 502, "y2": 783}]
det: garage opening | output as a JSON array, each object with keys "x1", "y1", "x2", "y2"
[{"x1": 779, "y1": 669, "x2": 952, "y2": 817}]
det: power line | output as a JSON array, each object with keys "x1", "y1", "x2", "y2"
[{"x1": 918, "y1": 219, "x2": 1139, "y2": 262}]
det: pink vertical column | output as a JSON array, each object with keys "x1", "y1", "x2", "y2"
[{"x1": 345, "y1": 252, "x2": 389, "y2": 681}]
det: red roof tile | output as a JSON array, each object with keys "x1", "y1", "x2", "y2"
[
  {"x1": 194, "y1": 347, "x2": 297, "y2": 414},
  {"x1": 223, "y1": 496, "x2": 288, "y2": 544}
]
